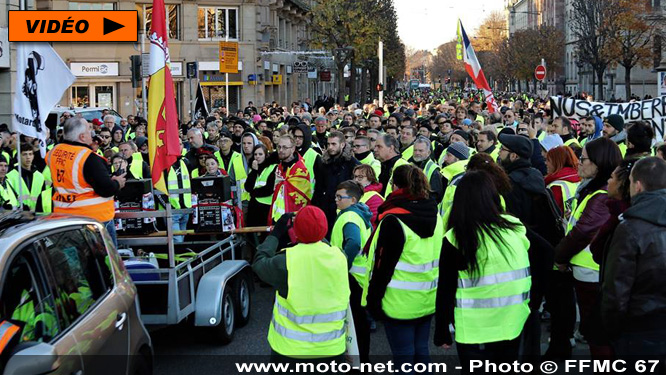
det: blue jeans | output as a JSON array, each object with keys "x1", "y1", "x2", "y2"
[
  {"x1": 171, "y1": 213, "x2": 190, "y2": 243},
  {"x1": 383, "y1": 315, "x2": 432, "y2": 372},
  {"x1": 104, "y1": 220, "x2": 118, "y2": 249}
]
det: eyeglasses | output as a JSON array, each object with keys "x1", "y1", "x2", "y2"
[
  {"x1": 437, "y1": 121, "x2": 446, "y2": 125},
  {"x1": 101, "y1": 135, "x2": 111, "y2": 139},
  {"x1": 335, "y1": 195, "x2": 352, "y2": 201},
  {"x1": 500, "y1": 146, "x2": 511, "y2": 153}
]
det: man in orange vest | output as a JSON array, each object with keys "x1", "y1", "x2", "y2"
[{"x1": 47, "y1": 117, "x2": 126, "y2": 247}]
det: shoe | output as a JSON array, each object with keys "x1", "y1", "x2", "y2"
[
  {"x1": 369, "y1": 320, "x2": 377, "y2": 332},
  {"x1": 541, "y1": 311, "x2": 551, "y2": 321},
  {"x1": 573, "y1": 330, "x2": 587, "y2": 344}
]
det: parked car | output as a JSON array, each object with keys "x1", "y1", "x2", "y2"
[
  {"x1": 46, "y1": 107, "x2": 122, "y2": 130},
  {"x1": 0, "y1": 212, "x2": 153, "y2": 375}
]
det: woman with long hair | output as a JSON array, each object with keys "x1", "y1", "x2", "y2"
[
  {"x1": 545, "y1": 146, "x2": 582, "y2": 216},
  {"x1": 244, "y1": 144, "x2": 277, "y2": 227},
  {"x1": 435, "y1": 170, "x2": 531, "y2": 366},
  {"x1": 363, "y1": 164, "x2": 443, "y2": 367},
  {"x1": 553, "y1": 137, "x2": 621, "y2": 359}
]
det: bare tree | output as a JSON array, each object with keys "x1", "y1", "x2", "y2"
[{"x1": 569, "y1": 0, "x2": 620, "y2": 100}]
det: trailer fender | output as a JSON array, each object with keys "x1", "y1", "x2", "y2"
[{"x1": 194, "y1": 260, "x2": 250, "y2": 327}]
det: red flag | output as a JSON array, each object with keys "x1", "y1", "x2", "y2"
[{"x1": 147, "y1": 0, "x2": 180, "y2": 193}]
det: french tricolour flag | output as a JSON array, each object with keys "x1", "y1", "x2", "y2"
[{"x1": 457, "y1": 20, "x2": 499, "y2": 113}]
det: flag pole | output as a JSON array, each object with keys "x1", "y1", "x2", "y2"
[
  {"x1": 16, "y1": 136, "x2": 23, "y2": 210},
  {"x1": 225, "y1": 34, "x2": 229, "y2": 112}
]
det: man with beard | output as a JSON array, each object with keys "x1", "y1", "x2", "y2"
[
  {"x1": 230, "y1": 119, "x2": 247, "y2": 153},
  {"x1": 367, "y1": 114, "x2": 382, "y2": 130},
  {"x1": 269, "y1": 135, "x2": 312, "y2": 223},
  {"x1": 411, "y1": 136, "x2": 443, "y2": 204},
  {"x1": 291, "y1": 123, "x2": 324, "y2": 196},
  {"x1": 98, "y1": 127, "x2": 115, "y2": 154},
  {"x1": 314, "y1": 131, "x2": 359, "y2": 235},
  {"x1": 184, "y1": 128, "x2": 218, "y2": 171},
  {"x1": 602, "y1": 114, "x2": 628, "y2": 157}
]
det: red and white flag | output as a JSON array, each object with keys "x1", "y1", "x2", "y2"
[{"x1": 457, "y1": 20, "x2": 498, "y2": 113}]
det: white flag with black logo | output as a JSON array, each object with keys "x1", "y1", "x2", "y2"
[
  {"x1": 193, "y1": 82, "x2": 209, "y2": 120},
  {"x1": 12, "y1": 42, "x2": 76, "y2": 157}
]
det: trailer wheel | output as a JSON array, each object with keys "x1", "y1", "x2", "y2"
[
  {"x1": 234, "y1": 272, "x2": 252, "y2": 327},
  {"x1": 213, "y1": 284, "x2": 235, "y2": 344}
]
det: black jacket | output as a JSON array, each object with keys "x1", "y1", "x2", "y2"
[
  {"x1": 365, "y1": 196, "x2": 440, "y2": 320},
  {"x1": 602, "y1": 189, "x2": 666, "y2": 335},
  {"x1": 378, "y1": 154, "x2": 402, "y2": 196},
  {"x1": 504, "y1": 158, "x2": 564, "y2": 246},
  {"x1": 295, "y1": 123, "x2": 325, "y2": 201},
  {"x1": 315, "y1": 143, "x2": 359, "y2": 236},
  {"x1": 412, "y1": 158, "x2": 444, "y2": 203},
  {"x1": 434, "y1": 226, "x2": 553, "y2": 346}
]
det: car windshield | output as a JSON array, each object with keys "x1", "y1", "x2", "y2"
[{"x1": 79, "y1": 109, "x2": 121, "y2": 125}]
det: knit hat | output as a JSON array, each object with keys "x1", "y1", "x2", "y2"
[
  {"x1": 605, "y1": 114, "x2": 624, "y2": 132},
  {"x1": 252, "y1": 114, "x2": 262, "y2": 123},
  {"x1": 539, "y1": 134, "x2": 563, "y2": 152},
  {"x1": 498, "y1": 134, "x2": 533, "y2": 159},
  {"x1": 293, "y1": 206, "x2": 328, "y2": 244},
  {"x1": 452, "y1": 129, "x2": 470, "y2": 142},
  {"x1": 135, "y1": 136, "x2": 148, "y2": 149},
  {"x1": 447, "y1": 142, "x2": 470, "y2": 161},
  {"x1": 461, "y1": 118, "x2": 473, "y2": 126}
]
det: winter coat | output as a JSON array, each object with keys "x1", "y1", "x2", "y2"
[
  {"x1": 316, "y1": 144, "x2": 360, "y2": 235},
  {"x1": 602, "y1": 189, "x2": 666, "y2": 335},
  {"x1": 554, "y1": 183, "x2": 611, "y2": 265},
  {"x1": 363, "y1": 182, "x2": 384, "y2": 228}
]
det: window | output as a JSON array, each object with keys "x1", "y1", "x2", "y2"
[
  {"x1": 37, "y1": 229, "x2": 110, "y2": 330},
  {"x1": 81, "y1": 225, "x2": 115, "y2": 289},
  {"x1": 197, "y1": 7, "x2": 238, "y2": 40},
  {"x1": 1, "y1": 251, "x2": 61, "y2": 343},
  {"x1": 136, "y1": 4, "x2": 180, "y2": 40},
  {"x1": 69, "y1": 2, "x2": 114, "y2": 10}
]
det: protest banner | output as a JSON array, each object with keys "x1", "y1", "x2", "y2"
[{"x1": 550, "y1": 96, "x2": 666, "y2": 141}]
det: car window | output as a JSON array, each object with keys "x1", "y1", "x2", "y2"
[
  {"x1": 36, "y1": 229, "x2": 110, "y2": 330},
  {"x1": 1, "y1": 249, "x2": 61, "y2": 343},
  {"x1": 81, "y1": 225, "x2": 114, "y2": 288}
]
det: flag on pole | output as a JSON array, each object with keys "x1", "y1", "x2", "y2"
[
  {"x1": 456, "y1": 20, "x2": 499, "y2": 113},
  {"x1": 193, "y1": 82, "x2": 209, "y2": 120},
  {"x1": 147, "y1": 0, "x2": 180, "y2": 193},
  {"x1": 12, "y1": 43, "x2": 76, "y2": 157}
]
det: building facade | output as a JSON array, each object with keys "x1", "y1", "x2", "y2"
[{"x1": 0, "y1": 0, "x2": 321, "y2": 125}]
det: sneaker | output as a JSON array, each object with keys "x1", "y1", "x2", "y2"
[{"x1": 541, "y1": 311, "x2": 551, "y2": 321}]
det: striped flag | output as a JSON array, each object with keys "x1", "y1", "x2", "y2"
[
  {"x1": 147, "y1": 0, "x2": 180, "y2": 193},
  {"x1": 457, "y1": 20, "x2": 498, "y2": 113}
]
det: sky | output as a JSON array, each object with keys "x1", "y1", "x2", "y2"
[{"x1": 394, "y1": 0, "x2": 506, "y2": 51}]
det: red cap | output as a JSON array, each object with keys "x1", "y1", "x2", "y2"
[
  {"x1": 293, "y1": 206, "x2": 328, "y2": 244},
  {"x1": 374, "y1": 109, "x2": 384, "y2": 117},
  {"x1": 92, "y1": 118, "x2": 103, "y2": 126}
]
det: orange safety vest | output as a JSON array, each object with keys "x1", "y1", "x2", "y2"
[{"x1": 47, "y1": 143, "x2": 115, "y2": 222}]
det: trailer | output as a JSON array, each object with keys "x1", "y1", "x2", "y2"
[{"x1": 115, "y1": 190, "x2": 253, "y2": 344}]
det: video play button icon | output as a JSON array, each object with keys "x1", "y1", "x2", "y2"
[{"x1": 103, "y1": 17, "x2": 125, "y2": 35}]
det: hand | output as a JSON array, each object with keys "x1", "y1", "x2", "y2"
[
  {"x1": 555, "y1": 262, "x2": 569, "y2": 272},
  {"x1": 271, "y1": 212, "x2": 295, "y2": 239},
  {"x1": 111, "y1": 173, "x2": 127, "y2": 189},
  {"x1": 251, "y1": 160, "x2": 258, "y2": 170},
  {"x1": 527, "y1": 121, "x2": 537, "y2": 139}
]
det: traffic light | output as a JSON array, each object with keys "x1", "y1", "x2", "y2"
[
  {"x1": 130, "y1": 55, "x2": 142, "y2": 88},
  {"x1": 376, "y1": 83, "x2": 384, "y2": 92}
]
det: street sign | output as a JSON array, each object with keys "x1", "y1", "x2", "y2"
[
  {"x1": 272, "y1": 74, "x2": 282, "y2": 84},
  {"x1": 293, "y1": 61, "x2": 308, "y2": 74},
  {"x1": 320, "y1": 70, "x2": 331, "y2": 82},
  {"x1": 535, "y1": 65, "x2": 547, "y2": 81},
  {"x1": 219, "y1": 41, "x2": 239, "y2": 73}
]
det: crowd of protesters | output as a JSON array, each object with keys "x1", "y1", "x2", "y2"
[{"x1": 1, "y1": 89, "x2": 665, "y2": 370}]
